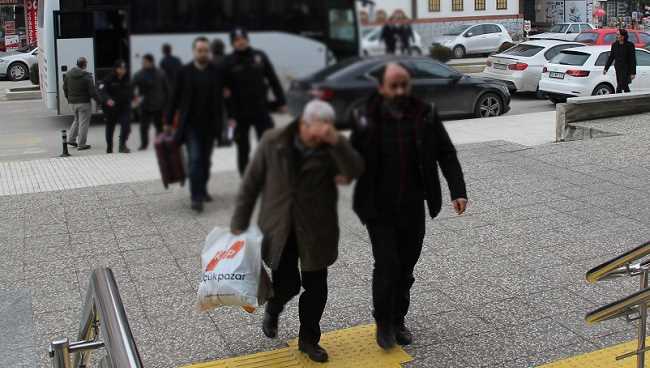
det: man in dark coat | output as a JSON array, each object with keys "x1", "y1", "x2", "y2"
[
  {"x1": 231, "y1": 100, "x2": 364, "y2": 363},
  {"x1": 398, "y1": 21, "x2": 415, "y2": 55},
  {"x1": 167, "y1": 37, "x2": 227, "y2": 213},
  {"x1": 604, "y1": 29, "x2": 637, "y2": 93},
  {"x1": 160, "y1": 43, "x2": 182, "y2": 89},
  {"x1": 380, "y1": 18, "x2": 398, "y2": 55},
  {"x1": 223, "y1": 27, "x2": 287, "y2": 176},
  {"x1": 351, "y1": 63, "x2": 468, "y2": 350},
  {"x1": 133, "y1": 54, "x2": 169, "y2": 150},
  {"x1": 98, "y1": 60, "x2": 133, "y2": 154}
]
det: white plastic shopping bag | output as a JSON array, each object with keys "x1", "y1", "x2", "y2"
[{"x1": 197, "y1": 226, "x2": 272, "y2": 312}]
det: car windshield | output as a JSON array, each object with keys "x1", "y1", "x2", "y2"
[
  {"x1": 549, "y1": 24, "x2": 570, "y2": 33},
  {"x1": 309, "y1": 58, "x2": 360, "y2": 81},
  {"x1": 444, "y1": 25, "x2": 470, "y2": 36},
  {"x1": 502, "y1": 44, "x2": 544, "y2": 57},
  {"x1": 551, "y1": 51, "x2": 590, "y2": 65},
  {"x1": 575, "y1": 32, "x2": 598, "y2": 43}
]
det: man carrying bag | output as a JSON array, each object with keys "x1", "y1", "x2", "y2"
[{"x1": 230, "y1": 100, "x2": 364, "y2": 363}]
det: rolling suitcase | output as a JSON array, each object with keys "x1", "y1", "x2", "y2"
[{"x1": 154, "y1": 132, "x2": 186, "y2": 189}]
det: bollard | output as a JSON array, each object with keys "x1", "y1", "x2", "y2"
[{"x1": 60, "y1": 130, "x2": 71, "y2": 157}]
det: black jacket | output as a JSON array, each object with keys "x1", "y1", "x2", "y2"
[
  {"x1": 63, "y1": 67, "x2": 97, "y2": 104},
  {"x1": 98, "y1": 73, "x2": 133, "y2": 112},
  {"x1": 605, "y1": 41, "x2": 637, "y2": 75},
  {"x1": 133, "y1": 68, "x2": 169, "y2": 112},
  {"x1": 167, "y1": 62, "x2": 226, "y2": 142},
  {"x1": 160, "y1": 55, "x2": 182, "y2": 85},
  {"x1": 351, "y1": 93, "x2": 467, "y2": 223},
  {"x1": 223, "y1": 48, "x2": 286, "y2": 119}
]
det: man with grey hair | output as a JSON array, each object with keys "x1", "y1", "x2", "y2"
[
  {"x1": 63, "y1": 57, "x2": 98, "y2": 150},
  {"x1": 231, "y1": 99, "x2": 364, "y2": 363}
]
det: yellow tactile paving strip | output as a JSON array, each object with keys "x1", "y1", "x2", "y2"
[
  {"x1": 539, "y1": 339, "x2": 650, "y2": 368},
  {"x1": 183, "y1": 324, "x2": 413, "y2": 368}
]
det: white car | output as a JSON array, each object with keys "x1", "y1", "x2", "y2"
[
  {"x1": 362, "y1": 27, "x2": 424, "y2": 56},
  {"x1": 539, "y1": 45, "x2": 650, "y2": 103},
  {"x1": 530, "y1": 23, "x2": 594, "y2": 41},
  {"x1": 0, "y1": 47, "x2": 37, "y2": 81},
  {"x1": 482, "y1": 40, "x2": 584, "y2": 93},
  {"x1": 433, "y1": 23, "x2": 513, "y2": 59}
]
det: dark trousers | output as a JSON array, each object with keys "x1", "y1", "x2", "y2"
[
  {"x1": 186, "y1": 130, "x2": 214, "y2": 202},
  {"x1": 105, "y1": 109, "x2": 131, "y2": 148},
  {"x1": 139, "y1": 109, "x2": 163, "y2": 148},
  {"x1": 385, "y1": 43, "x2": 396, "y2": 55},
  {"x1": 235, "y1": 114, "x2": 274, "y2": 176},
  {"x1": 367, "y1": 202, "x2": 425, "y2": 325},
  {"x1": 616, "y1": 69, "x2": 632, "y2": 93},
  {"x1": 400, "y1": 41, "x2": 411, "y2": 55},
  {"x1": 266, "y1": 230, "x2": 328, "y2": 345}
]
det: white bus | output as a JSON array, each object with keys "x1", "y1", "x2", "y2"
[{"x1": 37, "y1": 0, "x2": 362, "y2": 115}]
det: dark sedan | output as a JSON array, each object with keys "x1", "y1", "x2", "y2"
[{"x1": 288, "y1": 56, "x2": 511, "y2": 128}]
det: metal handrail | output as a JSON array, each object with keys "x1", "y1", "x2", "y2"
[
  {"x1": 49, "y1": 268, "x2": 143, "y2": 368},
  {"x1": 586, "y1": 288, "x2": 650, "y2": 324},
  {"x1": 585, "y1": 241, "x2": 650, "y2": 283}
]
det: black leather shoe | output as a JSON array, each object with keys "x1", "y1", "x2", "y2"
[
  {"x1": 77, "y1": 145, "x2": 91, "y2": 151},
  {"x1": 262, "y1": 312, "x2": 278, "y2": 338},
  {"x1": 106, "y1": 146, "x2": 113, "y2": 154},
  {"x1": 298, "y1": 342, "x2": 329, "y2": 363},
  {"x1": 204, "y1": 194, "x2": 214, "y2": 203},
  {"x1": 376, "y1": 322, "x2": 396, "y2": 350},
  {"x1": 67, "y1": 142, "x2": 78, "y2": 147},
  {"x1": 191, "y1": 201, "x2": 204, "y2": 213},
  {"x1": 395, "y1": 323, "x2": 413, "y2": 346},
  {"x1": 119, "y1": 145, "x2": 131, "y2": 154}
]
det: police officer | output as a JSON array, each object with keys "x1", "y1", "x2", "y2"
[
  {"x1": 99, "y1": 60, "x2": 134, "y2": 154},
  {"x1": 223, "y1": 27, "x2": 287, "y2": 176}
]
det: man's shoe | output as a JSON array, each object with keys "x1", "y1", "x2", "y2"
[
  {"x1": 138, "y1": 145, "x2": 147, "y2": 151},
  {"x1": 77, "y1": 145, "x2": 91, "y2": 151},
  {"x1": 395, "y1": 323, "x2": 413, "y2": 346},
  {"x1": 107, "y1": 146, "x2": 113, "y2": 154},
  {"x1": 191, "y1": 201, "x2": 204, "y2": 213},
  {"x1": 376, "y1": 322, "x2": 396, "y2": 350},
  {"x1": 298, "y1": 342, "x2": 329, "y2": 363},
  {"x1": 204, "y1": 194, "x2": 214, "y2": 203},
  {"x1": 262, "y1": 312, "x2": 278, "y2": 338},
  {"x1": 118, "y1": 146, "x2": 131, "y2": 154},
  {"x1": 67, "y1": 142, "x2": 78, "y2": 147}
]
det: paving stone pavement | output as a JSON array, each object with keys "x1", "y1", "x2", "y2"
[{"x1": 1, "y1": 113, "x2": 650, "y2": 368}]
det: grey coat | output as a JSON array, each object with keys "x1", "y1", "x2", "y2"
[{"x1": 231, "y1": 121, "x2": 365, "y2": 272}]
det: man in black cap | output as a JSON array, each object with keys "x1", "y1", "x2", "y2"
[
  {"x1": 98, "y1": 60, "x2": 133, "y2": 154},
  {"x1": 223, "y1": 27, "x2": 287, "y2": 176}
]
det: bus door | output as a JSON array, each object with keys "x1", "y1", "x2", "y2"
[{"x1": 53, "y1": 11, "x2": 95, "y2": 115}]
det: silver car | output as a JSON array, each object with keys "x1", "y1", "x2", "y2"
[
  {"x1": 0, "y1": 47, "x2": 38, "y2": 81},
  {"x1": 433, "y1": 23, "x2": 513, "y2": 59}
]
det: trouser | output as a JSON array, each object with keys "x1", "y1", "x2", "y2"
[
  {"x1": 616, "y1": 69, "x2": 631, "y2": 93},
  {"x1": 139, "y1": 109, "x2": 163, "y2": 148},
  {"x1": 105, "y1": 109, "x2": 131, "y2": 149},
  {"x1": 68, "y1": 103, "x2": 92, "y2": 146},
  {"x1": 386, "y1": 43, "x2": 396, "y2": 55},
  {"x1": 367, "y1": 202, "x2": 425, "y2": 326},
  {"x1": 186, "y1": 130, "x2": 215, "y2": 202},
  {"x1": 266, "y1": 230, "x2": 328, "y2": 345},
  {"x1": 400, "y1": 41, "x2": 411, "y2": 55},
  {"x1": 234, "y1": 114, "x2": 274, "y2": 176}
]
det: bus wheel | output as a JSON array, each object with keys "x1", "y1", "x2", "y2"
[{"x1": 9, "y1": 62, "x2": 28, "y2": 81}]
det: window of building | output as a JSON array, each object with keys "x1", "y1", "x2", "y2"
[
  {"x1": 496, "y1": 0, "x2": 507, "y2": 10},
  {"x1": 429, "y1": 0, "x2": 441, "y2": 12},
  {"x1": 475, "y1": 0, "x2": 486, "y2": 11},
  {"x1": 452, "y1": 0, "x2": 464, "y2": 11}
]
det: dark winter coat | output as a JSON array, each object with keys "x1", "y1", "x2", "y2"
[
  {"x1": 63, "y1": 67, "x2": 97, "y2": 104},
  {"x1": 223, "y1": 48, "x2": 286, "y2": 119},
  {"x1": 98, "y1": 73, "x2": 133, "y2": 113},
  {"x1": 605, "y1": 41, "x2": 637, "y2": 76},
  {"x1": 133, "y1": 68, "x2": 169, "y2": 112},
  {"x1": 230, "y1": 120, "x2": 365, "y2": 272},
  {"x1": 351, "y1": 93, "x2": 467, "y2": 223}
]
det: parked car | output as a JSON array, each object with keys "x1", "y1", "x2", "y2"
[
  {"x1": 483, "y1": 39, "x2": 584, "y2": 93},
  {"x1": 432, "y1": 23, "x2": 513, "y2": 59},
  {"x1": 575, "y1": 28, "x2": 650, "y2": 48},
  {"x1": 539, "y1": 45, "x2": 650, "y2": 103},
  {"x1": 287, "y1": 56, "x2": 511, "y2": 127},
  {"x1": 362, "y1": 26, "x2": 424, "y2": 56},
  {"x1": 529, "y1": 23, "x2": 594, "y2": 41},
  {"x1": 0, "y1": 47, "x2": 38, "y2": 81}
]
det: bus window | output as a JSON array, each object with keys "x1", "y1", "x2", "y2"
[
  {"x1": 329, "y1": 8, "x2": 355, "y2": 41},
  {"x1": 57, "y1": 12, "x2": 93, "y2": 38}
]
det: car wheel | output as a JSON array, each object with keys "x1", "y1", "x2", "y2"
[
  {"x1": 8, "y1": 62, "x2": 28, "y2": 81},
  {"x1": 453, "y1": 45, "x2": 466, "y2": 59},
  {"x1": 475, "y1": 93, "x2": 503, "y2": 118},
  {"x1": 592, "y1": 83, "x2": 614, "y2": 96}
]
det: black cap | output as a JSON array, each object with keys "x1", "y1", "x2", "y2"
[
  {"x1": 113, "y1": 59, "x2": 126, "y2": 69},
  {"x1": 230, "y1": 27, "x2": 249, "y2": 44}
]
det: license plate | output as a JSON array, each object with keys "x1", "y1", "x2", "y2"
[
  {"x1": 494, "y1": 63, "x2": 507, "y2": 70},
  {"x1": 549, "y1": 72, "x2": 565, "y2": 79}
]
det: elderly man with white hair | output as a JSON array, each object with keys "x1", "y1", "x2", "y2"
[{"x1": 231, "y1": 100, "x2": 364, "y2": 363}]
